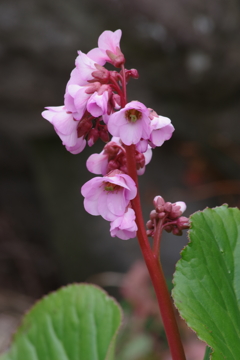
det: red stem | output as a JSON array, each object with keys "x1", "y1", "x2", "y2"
[{"x1": 121, "y1": 65, "x2": 186, "y2": 360}]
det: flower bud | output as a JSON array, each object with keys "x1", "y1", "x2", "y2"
[
  {"x1": 106, "y1": 48, "x2": 125, "y2": 68},
  {"x1": 146, "y1": 220, "x2": 154, "y2": 229},
  {"x1": 108, "y1": 160, "x2": 120, "y2": 172},
  {"x1": 146, "y1": 229, "x2": 153, "y2": 237},
  {"x1": 177, "y1": 216, "x2": 190, "y2": 230},
  {"x1": 129, "y1": 69, "x2": 139, "y2": 79},
  {"x1": 164, "y1": 225, "x2": 172, "y2": 233},
  {"x1": 92, "y1": 64, "x2": 110, "y2": 82},
  {"x1": 169, "y1": 201, "x2": 187, "y2": 219},
  {"x1": 164, "y1": 202, "x2": 172, "y2": 213},
  {"x1": 112, "y1": 94, "x2": 121, "y2": 109},
  {"x1": 172, "y1": 227, "x2": 182, "y2": 236},
  {"x1": 99, "y1": 128, "x2": 110, "y2": 143},
  {"x1": 150, "y1": 210, "x2": 157, "y2": 220},
  {"x1": 87, "y1": 128, "x2": 99, "y2": 147},
  {"x1": 153, "y1": 195, "x2": 165, "y2": 208},
  {"x1": 85, "y1": 82, "x2": 101, "y2": 94},
  {"x1": 77, "y1": 120, "x2": 92, "y2": 138},
  {"x1": 136, "y1": 152, "x2": 145, "y2": 169},
  {"x1": 157, "y1": 212, "x2": 166, "y2": 219}
]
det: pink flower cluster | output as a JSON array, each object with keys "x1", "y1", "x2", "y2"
[
  {"x1": 42, "y1": 29, "x2": 178, "y2": 240},
  {"x1": 42, "y1": 30, "x2": 125, "y2": 154}
]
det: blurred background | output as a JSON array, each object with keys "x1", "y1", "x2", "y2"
[{"x1": 1, "y1": 0, "x2": 240, "y2": 358}]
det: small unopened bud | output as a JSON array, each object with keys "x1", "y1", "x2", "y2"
[
  {"x1": 99, "y1": 127, "x2": 109, "y2": 143},
  {"x1": 146, "y1": 220, "x2": 154, "y2": 229},
  {"x1": 125, "y1": 68, "x2": 139, "y2": 81},
  {"x1": 169, "y1": 201, "x2": 187, "y2": 219},
  {"x1": 98, "y1": 84, "x2": 111, "y2": 95},
  {"x1": 150, "y1": 210, "x2": 157, "y2": 220},
  {"x1": 153, "y1": 195, "x2": 165, "y2": 209},
  {"x1": 129, "y1": 69, "x2": 139, "y2": 79},
  {"x1": 136, "y1": 153, "x2": 145, "y2": 169},
  {"x1": 158, "y1": 212, "x2": 166, "y2": 219},
  {"x1": 164, "y1": 202, "x2": 172, "y2": 213},
  {"x1": 85, "y1": 82, "x2": 101, "y2": 94},
  {"x1": 146, "y1": 229, "x2": 153, "y2": 237},
  {"x1": 164, "y1": 225, "x2": 172, "y2": 233},
  {"x1": 77, "y1": 120, "x2": 92, "y2": 138},
  {"x1": 87, "y1": 128, "x2": 99, "y2": 147},
  {"x1": 108, "y1": 160, "x2": 119, "y2": 172},
  {"x1": 177, "y1": 216, "x2": 190, "y2": 230},
  {"x1": 119, "y1": 164, "x2": 128, "y2": 173},
  {"x1": 172, "y1": 227, "x2": 182, "y2": 236},
  {"x1": 106, "y1": 47, "x2": 125, "y2": 68},
  {"x1": 104, "y1": 143, "x2": 121, "y2": 158},
  {"x1": 112, "y1": 94, "x2": 121, "y2": 109},
  {"x1": 92, "y1": 64, "x2": 110, "y2": 82},
  {"x1": 175, "y1": 201, "x2": 187, "y2": 214}
]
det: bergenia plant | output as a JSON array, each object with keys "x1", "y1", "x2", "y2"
[
  {"x1": 3, "y1": 29, "x2": 240, "y2": 360},
  {"x1": 42, "y1": 28, "x2": 188, "y2": 359}
]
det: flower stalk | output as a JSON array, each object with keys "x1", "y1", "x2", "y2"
[{"x1": 121, "y1": 64, "x2": 186, "y2": 360}]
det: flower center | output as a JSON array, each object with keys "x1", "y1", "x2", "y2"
[
  {"x1": 125, "y1": 109, "x2": 142, "y2": 123},
  {"x1": 104, "y1": 182, "x2": 121, "y2": 192}
]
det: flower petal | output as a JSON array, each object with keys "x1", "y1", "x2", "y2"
[
  {"x1": 106, "y1": 189, "x2": 127, "y2": 217},
  {"x1": 119, "y1": 122, "x2": 142, "y2": 145},
  {"x1": 86, "y1": 153, "x2": 108, "y2": 175}
]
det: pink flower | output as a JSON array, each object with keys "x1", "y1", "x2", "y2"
[
  {"x1": 81, "y1": 171, "x2": 137, "y2": 221},
  {"x1": 87, "y1": 90, "x2": 109, "y2": 117},
  {"x1": 67, "y1": 67, "x2": 87, "y2": 87},
  {"x1": 88, "y1": 30, "x2": 124, "y2": 67},
  {"x1": 65, "y1": 85, "x2": 90, "y2": 120},
  {"x1": 41, "y1": 106, "x2": 86, "y2": 154},
  {"x1": 110, "y1": 208, "x2": 138, "y2": 240},
  {"x1": 108, "y1": 101, "x2": 151, "y2": 145},
  {"x1": 149, "y1": 115, "x2": 175, "y2": 147},
  {"x1": 75, "y1": 51, "x2": 99, "y2": 83}
]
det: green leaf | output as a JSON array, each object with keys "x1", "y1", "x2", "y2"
[
  {"x1": 172, "y1": 205, "x2": 240, "y2": 360},
  {"x1": 1, "y1": 284, "x2": 122, "y2": 360},
  {"x1": 203, "y1": 346, "x2": 212, "y2": 360}
]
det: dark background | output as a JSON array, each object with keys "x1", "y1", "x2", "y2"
[{"x1": 1, "y1": 0, "x2": 240, "y2": 307}]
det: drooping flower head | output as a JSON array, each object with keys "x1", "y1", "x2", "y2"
[
  {"x1": 81, "y1": 170, "x2": 137, "y2": 221},
  {"x1": 110, "y1": 207, "x2": 138, "y2": 240},
  {"x1": 108, "y1": 101, "x2": 151, "y2": 145},
  {"x1": 41, "y1": 106, "x2": 86, "y2": 154}
]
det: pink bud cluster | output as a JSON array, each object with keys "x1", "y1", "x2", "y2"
[
  {"x1": 146, "y1": 196, "x2": 190, "y2": 237},
  {"x1": 42, "y1": 29, "x2": 187, "y2": 240}
]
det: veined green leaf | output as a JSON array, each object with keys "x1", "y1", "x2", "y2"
[
  {"x1": 172, "y1": 205, "x2": 240, "y2": 360},
  {"x1": 1, "y1": 284, "x2": 122, "y2": 360}
]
